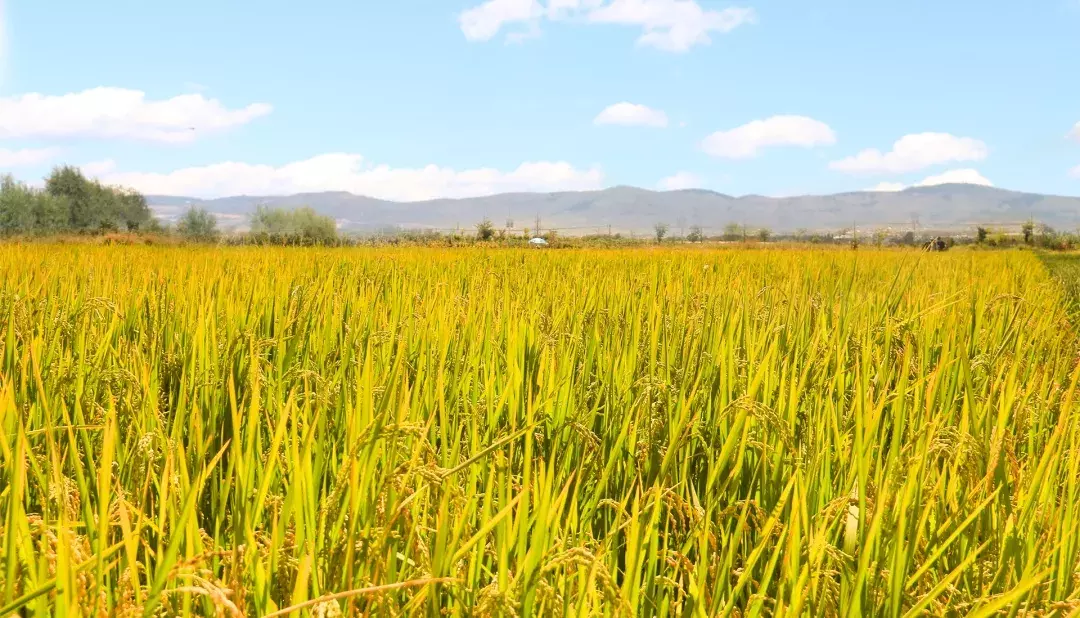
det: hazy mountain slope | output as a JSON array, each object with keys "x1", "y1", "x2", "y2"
[{"x1": 148, "y1": 184, "x2": 1080, "y2": 234}]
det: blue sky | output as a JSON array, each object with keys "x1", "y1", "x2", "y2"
[{"x1": 0, "y1": 0, "x2": 1078, "y2": 200}]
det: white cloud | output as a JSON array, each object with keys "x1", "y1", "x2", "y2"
[
  {"x1": 81, "y1": 159, "x2": 118, "y2": 177},
  {"x1": 1070, "y1": 122, "x2": 1080, "y2": 142},
  {"x1": 1067, "y1": 164, "x2": 1079, "y2": 179},
  {"x1": 658, "y1": 171, "x2": 701, "y2": 190},
  {"x1": 701, "y1": 115, "x2": 836, "y2": 159},
  {"x1": 830, "y1": 132, "x2": 987, "y2": 174},
  {"x1": 866, "y1": 168, "x2": 993, "y2": 192},
  {"x1": 867, "y1": 182, "x2": 906, "y2": 192},
  {"x1": 459, "y1": 0, "x2": 754, "y2": 51},
  {"x1": 0, "y1": 87, "x2": 272, "y2": 143},
  {"x1": 547, "y1": 0, "x2": 604, "y2": 17},
  {"x1": 916, "y1": 168, "x2": 992, "y2": 187},
  {"x1": 0, "y1": 147, "x2": 60, "y2": 168},
  {"x1": 594, "y1": 102, "x2": 668, "y2": 127},
  {"x1": 459, "y1": 0, "x2": 543, "y2": 41},
  {"x1": 100, "y1": 154, "x2": 605, "y2": 201},
  {"x1": 587, "y1": 0, "x2": 756, "y2": 52}
]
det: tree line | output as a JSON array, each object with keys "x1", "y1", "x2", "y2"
[
  {"x1": 0, "y1": 166, "x2": 154, "y2": 235},
  {"x1": 174, "y1": 204, "x2": 341, "y2": 244},
  {"x1": 0, "y1": 167, "x2": 341, "y2": 244}
]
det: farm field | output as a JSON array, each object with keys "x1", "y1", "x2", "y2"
[
  {"x1": 1041, "y1": 253, "x2": 1080, "y2": 320},
  {"x1": 1, "y1": 245, "x2": 1079, "y2": 616}
]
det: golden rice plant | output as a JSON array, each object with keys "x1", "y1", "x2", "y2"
[{"x1": 0, "y1": 244, "x2": 1078, "y2": 616}]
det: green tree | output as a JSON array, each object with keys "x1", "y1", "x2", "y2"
[
  {"x1": 687, "y1": 224, "x2": 703, "y2": 243},
  {"x1": 289, "y1": 207, "x2": 337, "y2": 244},
  {"x1": 117, "y1": 188, "x2": 152, "y2": 231},
  {"x1": 0, "y1": 175, "x2": 35, "y2": 234},
  {"x1": 1038, "y1": 223, "x2": 1056, "y2": 247},
  {"x1": 976, "y1": 226, "x2": 988, "y2": 243},
  {"x1": 45, "y1": 166, "x2": 113, "y2": 231},
  {"x1": 143, "y1": 216, "x2": 169, "y2": 235},
  {"x1": 1022, "y1": 219, "x2": 1034, "y2": 244},
  {"x1": 177, "y1": 207, "x2": 219, "y2": 241},
  {"x1": 0, "y1": 167, "x2": 148, "y2": 236},
  {"x1": 654, "y1": 222, "x2": 669, "y2": 243},
  {"x1": 0, "y1": 175, "x2": 71, "y2": 235},
  {"x1": 250, "y1": 205, "x2": 285, "y2": 236},
  {"x1": 475, "y1": 218, "x2": 495, "y2": 241},
  {"x1": 32, "y1": 194, "x2": 70, "y2": 233},
  {"x1": 44, "y1": 166, "x2": 87, "y2": 228},
  {"x1": 43, "y1": 165, "x2": 150, "y2": 232},
  {"x1": 757, "y1": 227, "x2": 771, "y2": 242},
  {"x1": 722, "y1": 223, "x2": 741, "y2": 241},
  {"x1": 250, "y1": 205, "x2": 338, "y2": 245}
]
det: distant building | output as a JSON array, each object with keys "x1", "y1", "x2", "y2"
[{"x1": 529, "y1": 237, "x2": 549, "y2": 247}]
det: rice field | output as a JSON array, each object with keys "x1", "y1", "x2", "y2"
[
  {"x1": 1, "y1": 245, "x2": 1079, "y2": 616},
  {"x1": 1041, "y1": 253, "x2": 1080, "y2": 321}
]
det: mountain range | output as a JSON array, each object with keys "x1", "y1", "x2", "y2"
[{"x1": 147, "y1": 184, "x2": 1080, "y2": 235}]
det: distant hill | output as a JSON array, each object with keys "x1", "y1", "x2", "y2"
[{"x1": 147, "y1": 184, "x2": 1080, "y2": 235}]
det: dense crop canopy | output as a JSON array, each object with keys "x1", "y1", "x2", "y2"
[{"x1": 0, "y1": 246, "x2": 1078, "y2": 616}]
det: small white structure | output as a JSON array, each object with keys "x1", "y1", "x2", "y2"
[{"x1": 528, "y1": 237, "x2": 549, "y2": 247}]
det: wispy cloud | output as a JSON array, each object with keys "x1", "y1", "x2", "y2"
[
  {"x1": 460, "y1": 0, "x2": 756, "y2": 52},
  {"x1": 865, "y1": 168, "x2": 993, "y2": 192},
  {"x1": 100, "y1": 154, "x2": 605, "y2": 201},
  {"x1": 594, "y1": 102, "x2": 668, "y2": 127},
  {"x1": 701, "y1": 115, "x2": 836, "y2": 159},
  {"x1": 658, "y1": 171, "x2": 702, "y2": 190},
  {"x1": 830, "y1": 133, "x2": 987, "y2": 174},
  {"x1": 0, "y1": 87, "x2": 271, "y2": 143},
  {"x1": 0, "y1": 147, "x2": 61, "y2": 167}
]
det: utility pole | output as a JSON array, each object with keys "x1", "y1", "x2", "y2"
[{"x1": 535, "y1": 213, "x2": 541, "y2": 237}]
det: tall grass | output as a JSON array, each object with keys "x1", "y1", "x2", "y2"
[{"x1": 1, "y1": 245, "x2": 1078, "y2": 616}]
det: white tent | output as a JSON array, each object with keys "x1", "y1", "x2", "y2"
[{"x1": 528, "y1": 237, "x2": 549, "y2": 246}]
